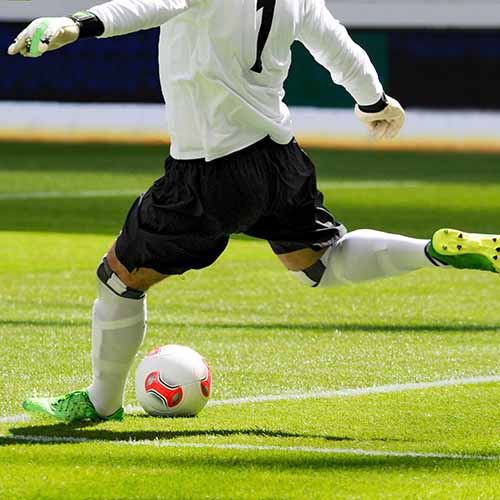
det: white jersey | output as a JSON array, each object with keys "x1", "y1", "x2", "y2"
[{"x1": 90, "y1": 0, "x2": 383, "y2": 161}]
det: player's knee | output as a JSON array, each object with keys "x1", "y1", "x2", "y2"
[
  {"x1": 97, "y1": 255, "x2": 146, "y2": 300},
  {"x1": 289, "y1": 246, "x2": 339, "y2": 288},
  {"x1": 105, "y1": 245, "x2": 139, "y2": 288}
]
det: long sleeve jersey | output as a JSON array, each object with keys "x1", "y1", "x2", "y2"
[{"x1": 89, "y1": 0, "x2": 384, "y2": 161}]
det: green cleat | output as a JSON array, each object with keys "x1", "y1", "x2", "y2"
[
  {"x1": 22, "y1": 390, "x2": 124, "y2": 423},
  {"x1": 428, "y1": 228, "x2": 500, "y2": 273}
]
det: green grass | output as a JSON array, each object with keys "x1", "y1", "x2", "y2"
[{"x1": 0, "y1": 143, "x2": 499, "y2": 499}]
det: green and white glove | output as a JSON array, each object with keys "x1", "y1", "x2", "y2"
[
  {"x1": 7, "y1": 17, "x2": 80, "y2": 58},
  {"x1": 355, "y1": 95, "x2": 406, "y2": 140}
]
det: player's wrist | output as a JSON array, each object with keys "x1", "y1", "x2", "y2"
[
  {"x1": 69, "y1": 11, "x2": 105, "y2": 38},
  {"x1": 357, "y1": 93, "x2": 388, "y2": 113}
]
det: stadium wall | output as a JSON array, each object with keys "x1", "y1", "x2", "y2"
[
  {"x1": 1, "y1": 1, "x2": 500, "y2": 151},
  {"x1": 2, "y1": 0, "x2": 500, "y2": 27}
]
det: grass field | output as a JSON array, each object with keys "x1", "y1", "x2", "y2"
[{"x1": 0, "y1": 142, "x2": 499, "y2": 499}]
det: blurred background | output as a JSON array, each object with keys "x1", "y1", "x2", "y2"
[{"x1": 1, "y1": 0, "x2": 500, "y2": 151}]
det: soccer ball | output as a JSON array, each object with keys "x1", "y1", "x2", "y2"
[{"x1": 135, "y1": 344, "x2": 212, "y2": 417}]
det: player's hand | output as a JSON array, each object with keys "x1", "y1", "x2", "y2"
[
  {"x1": 7, "y1": 17, "x2": 80, "y2": 58},
  {"x1": 355, "y1": 95, "x2": 405, "y2": 140}
]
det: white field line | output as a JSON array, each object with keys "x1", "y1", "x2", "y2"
[
  {"x1": 319, "y1": 181, "x2": 423, "y2": 189},
  {"x1": 0, "y1": 182, "x2": 423, "y2": 201},
  {"x1": 0, "y1": 414, "x2": 29, "y2": 424},
  {"x1": 0, "y1": 433, "x2": 498, "y2": 461},
  {"x1": 0, "y1": 189, "x2": 140, "y2": 201},
  {"x1": 128, "y1": 375, "x2": 500, "y2": 412},
  {"x1": 2, "y1": 375, "x2": 499, "y2": 425}
]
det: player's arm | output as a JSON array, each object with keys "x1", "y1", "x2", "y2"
[
  {"x1": 297, "y1": 0, "x2": 404, "y2": 139},
  {"x1": 7, "y1": 0, "x2": 193, "y2": 58}
]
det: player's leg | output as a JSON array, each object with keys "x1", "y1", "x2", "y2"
[
  {"x1": 23, "y1": 243, "x2": 168, "y2": 422},
  {"x1": 279, "y1": 230, "x2": 440, "y2": 288},
  {"x1": 86, "y1": 243, "x2": 167, "y2": 418},
  {"x1": 279, "y1": 227, "x2": 500, "y2": 287}
]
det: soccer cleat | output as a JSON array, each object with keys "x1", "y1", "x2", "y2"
[
  {"x1": 428, "y1": 228, "x2": 500, "y2": 273},
  {"x1": 22, "y1": 390, "x2": 124, "y2": 423}
]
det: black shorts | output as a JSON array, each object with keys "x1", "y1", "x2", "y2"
[{"x1": 115, "y1": 137, "x2": 346, "y2": 275}]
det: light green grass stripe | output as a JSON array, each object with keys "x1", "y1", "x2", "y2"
[
  {"x1": 1, "y1": 434, "x2": 499, "y2": 461},
  {"x1": 0, "y1": 182, "x2": 425, "y2": 201},
  {"x1": 0, "y1": 190, "x2": 141, "y2": 200},
  {"x1": 319, "y1": 181, "x2": 423, "y2": 189}
]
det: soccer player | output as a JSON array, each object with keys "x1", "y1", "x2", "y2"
[{"x1": 8, "y1": 0, "x2": 499, "y2": 422}]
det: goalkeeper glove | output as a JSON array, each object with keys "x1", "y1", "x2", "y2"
[
  {"x1": 7, "y1": 17, "x2": 80, "y2": 58},
  {"x1": 355, "y1": 94, "x2": 405, "y2": 140}
]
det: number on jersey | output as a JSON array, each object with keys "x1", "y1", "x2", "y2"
[{"x1": 251, "y1": 0, "x2": 276, "y2": 73}]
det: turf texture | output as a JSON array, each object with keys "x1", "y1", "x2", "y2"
[{"x1": 0, "y1": 142, "x2": 499, "y2": 499}]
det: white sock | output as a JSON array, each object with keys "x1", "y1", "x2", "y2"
[
  {"x1": 318, "y1": 229, "x2": 436, "y2": 287},
  {"x1": 290, "y1": 229, "x2": 437, "y2": 288},
  {"x1": 87, "y1": 280, "x2": 146, "y2": 416}
]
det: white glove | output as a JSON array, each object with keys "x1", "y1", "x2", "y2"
[
  {"x1": 7, "y1": 17, "x2": 80, "y2": 58},
  {"x1": 355, "y1": 95, "x2": 405, "y2": 140}
]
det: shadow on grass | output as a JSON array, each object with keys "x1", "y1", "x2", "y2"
[
  {"x1": 1, "y1": 318, "x2": 499, "y2": 334},
  {"x1": 3, "y1": 421, "x2": 497, "y2": 470},
  {"x1": 3, "y1": 421, "x2": 359, "y2": 445},
  {"x1": 0, "y1": 319, "x2": 89, "y2": 328},
  {"x1": 155, "y1": 321, "x2": 500, "y2": 334}
]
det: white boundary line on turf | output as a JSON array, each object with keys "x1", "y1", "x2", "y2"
[
  {"x1": 0, "y1": 415, "x2": 29, "y2": 424},
  {"x1": 0, "y1": 190, "x2": 140, "y2": 201},
  {"x1": 129, "y1": 374, "x2": 500, "y2": 412},
  {"x1": 2, "y1": 375, "x2": 499, "y2": 424},
  {"x1": 0, "y1": 182, "x2": 423, "y2": 201},
  {"x1": 319, "y1": 181, "x2": 423, "y2": 189},
  {"x1": 0, "y1": 434, "x2": 499, "y2": 461}
]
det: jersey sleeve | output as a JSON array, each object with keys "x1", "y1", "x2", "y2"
[
  {"x1": 88, "y1": 0, "x2": 194, "y2": 37},
  {"x1": 297, "y1": 0, "x2": 383, "y2": 106}
]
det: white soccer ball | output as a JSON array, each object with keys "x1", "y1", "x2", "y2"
[{"x1": 135, "y1": 344, "x2": 212, "y2": 417}]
